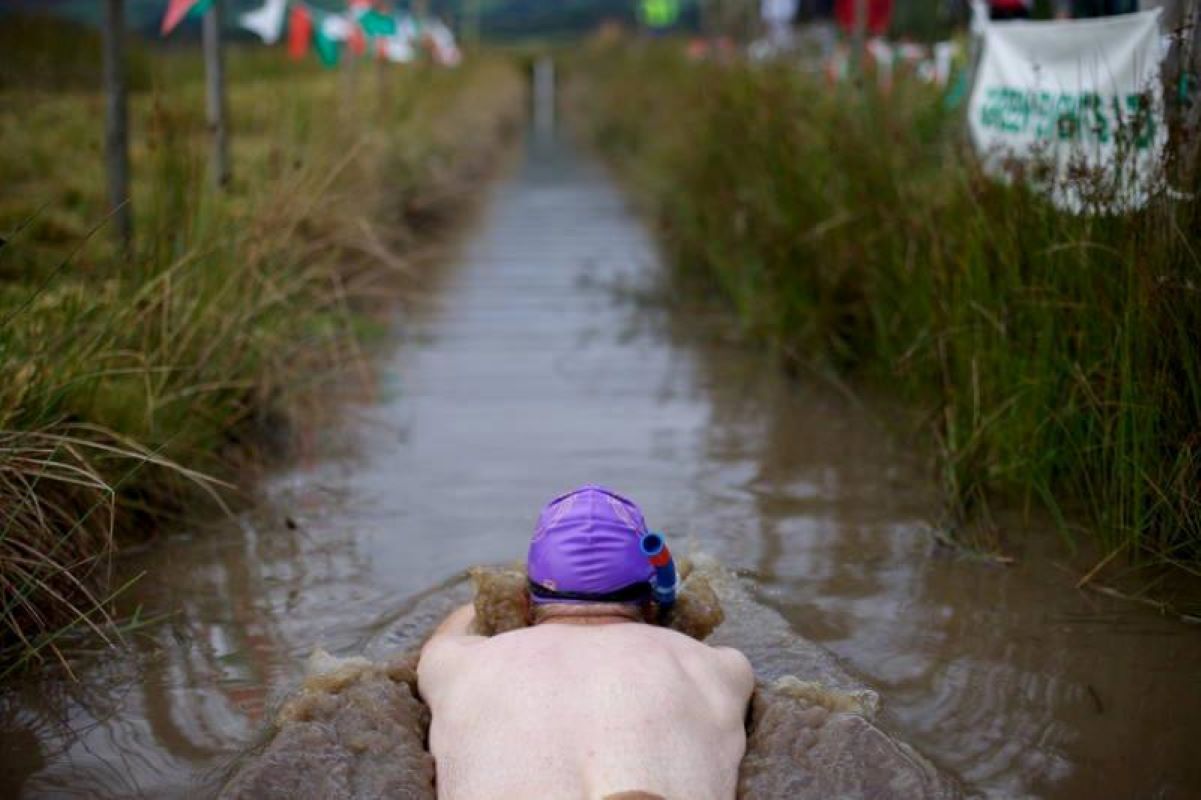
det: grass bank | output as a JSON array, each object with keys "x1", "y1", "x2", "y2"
[
  {"x1": 570, "y1": 46, "x2": 1201, "y2": 598},
  {"x1": 0, "y1": 38, "x2": 523, "y2": 671}
]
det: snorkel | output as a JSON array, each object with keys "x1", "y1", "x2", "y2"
[{"x1": 640, "y1": 531, "x2": 678, "y2": 618}]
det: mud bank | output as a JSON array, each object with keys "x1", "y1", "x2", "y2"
[{"x1": 220, "y1": 559, "x2": 959, "y2": 799}]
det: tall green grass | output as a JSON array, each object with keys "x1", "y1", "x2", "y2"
[
  {"x1": 571, "y1": 46, "x2": 1201, "y2": 590},
  {"x1": 0, "y1": 37, "x2": 523, "y2": 670}
]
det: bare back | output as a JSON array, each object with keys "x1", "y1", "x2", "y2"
[{"x1": 418, "y1": 616, "x2": 754, "y2": 800}]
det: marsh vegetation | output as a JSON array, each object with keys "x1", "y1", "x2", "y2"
[
  {"x1": 571, "y1": 45, "x2": 1201, "y2": 601},
  {"x1": 0, "y1": 19, "x2": 522, "y2": 671}
]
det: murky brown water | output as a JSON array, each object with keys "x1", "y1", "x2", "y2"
[{"x1": 2, "y1": 131, "x2": 1200, "y2": 799}]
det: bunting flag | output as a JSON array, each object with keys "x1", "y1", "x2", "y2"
[
  {"x1": 161, "y1": 0, "x2": 212, "y2": 35},
  {"x1": 381, "y1": 35, "x2": 415, "y2": 64},
  {"x1": 240, "y1": 0, "x2": 288, "y2": 45},
  {"x1": 385, "y1": 14, "x2": 421, "y2": 63},
  {"x1": 312, "y1": 30, "x2": 340, "y2": 67},
  {"x1": 313, "y1": 13, "x2": 348, "y2": 67},
  {"x1": 427, "y1": 20, "x2": 461, "y2": 67},
  {"x1": 356, "y1": 7, "x2": 398, "y2": 38},
  {"x1": 234, "y1": 1, "x2": 458, "y2": 70},
  {"x1": 320, "y1": 15, "x2": 353, "y2": 42},
  {"x1": 287, "y1": 5, "x2": 313, "y2": 61},
  {"x1": 348, "y1": 23, "x2": 367, "y2": 57}
]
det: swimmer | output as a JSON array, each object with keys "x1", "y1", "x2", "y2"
[{"x1": 417, "y1": 485, "x2": 755, "y2": 800}]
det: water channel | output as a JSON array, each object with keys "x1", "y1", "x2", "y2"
[{"x1": 2, "y1": 124, "x2": 1200, "y2": 798}]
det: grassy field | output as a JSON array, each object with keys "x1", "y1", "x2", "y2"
[
  {"x1": 570, "y1": 45, "x2": 1201, "y2": 600},
  {"x1": 0, "y1": 27, "x2": 523, "y2": 671}
]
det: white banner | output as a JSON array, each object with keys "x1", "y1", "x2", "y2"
[{"x1": 968, "y1": 10, "x2": 1167, "y2": 212}]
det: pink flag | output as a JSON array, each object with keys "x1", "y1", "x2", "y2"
[{"x1": 161, "y1": 0, "x2": 204, "y2": 35}]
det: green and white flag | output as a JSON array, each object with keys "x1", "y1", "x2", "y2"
[
  {"x1": 161, "y1": 0, "x2": 213, "y2": 35},
  {"x1": 356, "y1": 7, "x2": 398, "y2": 38},
  {"x1": 311, "y1": 8, "x2": 342, "y2": 67}
]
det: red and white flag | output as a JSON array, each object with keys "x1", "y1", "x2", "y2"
[{"x1": 161, "y1": 0, "x2": 206, "y2": 36}]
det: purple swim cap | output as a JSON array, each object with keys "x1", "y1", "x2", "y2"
[{"x1": 527, "y1": 485, "x2": 654, "y2": 604}]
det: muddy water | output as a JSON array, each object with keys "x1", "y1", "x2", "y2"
[{"x1": 3, "y1": 132, "x2": 1200, "y2": 799}]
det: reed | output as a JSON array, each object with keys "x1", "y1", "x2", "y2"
[
  {"x1": 0, "y1": 33, "x2": 523, "y2": 670},
  {"x1": 570, "y1": 46, "x2": 1201, "y2": 588}
]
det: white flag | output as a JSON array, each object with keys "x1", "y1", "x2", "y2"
[
  {"x1": 321, "y1": 15, "x2": 354, "y2": 42},
  {"x1": 428, "y1": 20, "x2": 461, "y2": 67},
  {"x1": 382, "y1": 37, "x2": 415, "y2": 63},
  {"x1": 240, "y1": 0, "x2": 287, "y2": 45}
]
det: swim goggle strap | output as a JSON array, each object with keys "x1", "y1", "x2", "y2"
[{"x1": 527, "y1": 579, "x2": 652, "y2": 604}]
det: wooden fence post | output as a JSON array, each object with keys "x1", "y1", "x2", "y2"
[
  {"x1": 204, "y1": 0, "x2": 231, "y2": 187},
  {"x1": 102, "y1": 0, "x2": 132, "y2": 249},
  {"x1": 466, "y1": 0, "x2": 483, "y2": 47},
  {"x1": 1185, "y1": 0, "x2": 1201, "y2": 175}
]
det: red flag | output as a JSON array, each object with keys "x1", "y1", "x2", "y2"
[
  {"x1": 161, "y1": 0, "x2": 203, "y2": 35},
  {"x1": 288, "y1": 5, "x2": 313, "y2": 61}
]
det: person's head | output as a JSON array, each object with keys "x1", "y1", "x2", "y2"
[{"x1": 526, "y1": 485, "x2": 655, "y2": 625}]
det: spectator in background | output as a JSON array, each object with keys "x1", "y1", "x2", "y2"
[
  {"x1": 1069, "y1": 0, "x2": 1140, "y2": 15},
  {"x1": 834, "y1": 0, "x2": 894, "y2": 35},
  {"x1": 762, "y1": 0, "x2": 799, "y2": 46},
  {"x1": 797, "y1": 0, "x2": 837, "y2": 19},
  {"x1": 1049, "y1": 0, "x2": 1142, "y2": 16},
  {"x1": 794, "y1": 0, "x2": 839, "y2": 59},
  {"x1": 988, "y1": 0, "x2": 1033, "y2": 20}
]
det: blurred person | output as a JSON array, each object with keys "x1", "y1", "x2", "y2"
[
  {"x1": 762, "y1": 0, "x2": 800, "y2": 47},
  {"x1": 1070, "y1": 0, "x2": 1140, "y2": 15},
  {"x1": 638, "y1": 0, "x2": 682, "y2": 31},
  {"x1": 798, "y1": 0, "x2": 837, "y2": 16},
  {"x1": 834, "y1": 0, "x2": 895, "y2": 35},
  {"x1": 1049, "y1": 0, "x2": 1142, "y2": 16},
  {"x1": 988, "y1": 0, "x2": 1033, "y2": 19},
  {"x1": 795, "y1": 0, "x2": 839, "y2": 58},
  {"x1": 417, "y1": 485, "x2": 755, "y2": 800}
]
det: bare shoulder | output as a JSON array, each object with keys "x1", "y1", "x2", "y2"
[
  {"x1": 642, "y1": 626, "x2": 755, "y2": 694},
  {"x1": 710, "y1": 645, "x2": 755, "y2": 695},
  {"x1": 416, "y1": 605, "x2": 488, "y2": 701}
]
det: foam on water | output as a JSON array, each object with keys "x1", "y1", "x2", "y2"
[
  {"x1": 220, "y1": 651, "x2": 433, "y2": 800},
  {"x1": 742, "y1": 681, "x2": 956, "y2": 799}
]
